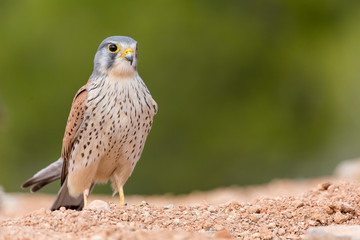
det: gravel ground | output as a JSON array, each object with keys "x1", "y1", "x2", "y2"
[{"x1": 1, "y1": 180, "x2": 360, "y2": 239}]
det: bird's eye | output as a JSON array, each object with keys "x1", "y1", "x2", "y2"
[{"x1": 108, "y1": 44, "x2": 119, "y2": 53}]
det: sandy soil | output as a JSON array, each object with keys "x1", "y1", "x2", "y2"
[{"x1": 1, "y1": 178, "x2": 360, "y2": 239}]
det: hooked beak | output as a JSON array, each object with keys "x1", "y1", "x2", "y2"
[{"x1": 120, "y1": 48, "x2": 134, "y2": 65}]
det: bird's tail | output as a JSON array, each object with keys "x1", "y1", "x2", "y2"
[
  {"x1": 51, "y1": 179, "x2": 95, "y2": 211},
  {"x1": 51, "y1": 178, "x2": 83, "y2": 211},
  {"x1": 21, "y1": 158, "x2": 63, "y2": 192}
]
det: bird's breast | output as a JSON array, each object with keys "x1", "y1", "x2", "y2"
[{"x1": 77, "y1": 75, "x2": 156, "y2": 180}]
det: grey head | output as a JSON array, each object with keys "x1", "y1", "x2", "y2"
[{"x1": 92, "y1": 36, "x2": 138, "y2": 78}]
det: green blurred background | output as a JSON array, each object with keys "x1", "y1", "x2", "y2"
[{"x1": 1, "y1": 0, "x2": 360, "y2": 195}]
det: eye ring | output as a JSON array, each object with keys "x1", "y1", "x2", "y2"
[{"x1": 108, "y1": 44, "x2": 120, "y2": 53}]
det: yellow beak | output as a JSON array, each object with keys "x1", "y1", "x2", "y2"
[{"x1": 120, "y1": 48, "x2": 134, "y2": 64}]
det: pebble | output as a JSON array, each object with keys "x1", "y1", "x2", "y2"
[
  {"x1": 213, "y1": 224, "x2": 224, "y2": 231},
  {"x1": 121, "y1": 213, "x2": 129, "y2": 221},
  {"x1": 86, "y1": 200, "x2": 111, "y2": 212},
  {"x1": 250, "y1": 213, "x2": 262, "y2": 222},
  {"x1": 278, "y1": 228, "x2": 286, "y2": 235},
  {"x1": 203, "y1": 221, "x2": 213, "y2": 230},
  {"x1": 292, "y1": 200, "x2": 304, "y2": 208},
  {"x1": 248, "y1": 205, "x2": 261, "y2": 214},
  {"x1": 251, "y1": 232, "x2": 261, "y2": 238},
  {"x1": 283, "y1": 210, "x2": 293, "y2": 219},
  {"x1": 164, "y1": 204, "x2": 174, "y2": 209},
  {"x1": 340, "y1": 203, "x2": 355, "y2": 214},
  {"x1": 268, "y1": 222, "x2": 276, "y2": 228},
  {"x1": 333, "y1": 212, "x2": 348, "y2": 224},
  {"x1": 317, "y1": 182, "x2": 331, "y2": 191},
  {"x1": 141, "y1": 211, "x2": 150, "y2": 217},
  {"x1": 208, "y1": 205, "x2": 217, "y2": 213},
  {"x1": 325, "y1": 205, "x2": 335, "y2": 214}
]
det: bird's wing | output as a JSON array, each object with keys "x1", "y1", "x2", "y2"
[{"x1": 61, "y1": 82, "x2": 89, "y2": 184}]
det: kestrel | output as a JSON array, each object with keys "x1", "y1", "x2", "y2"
[{"x1": 22, "y1": 36, "x2": 157, "y2": 210}]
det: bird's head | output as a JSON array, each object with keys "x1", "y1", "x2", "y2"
[{"x1": 92, "y1": 36, "x2": 138, "y2": 79}]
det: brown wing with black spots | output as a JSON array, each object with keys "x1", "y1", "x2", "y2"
[{"x1": 60, "y1": 82, "x2": 90, "y2": 184}]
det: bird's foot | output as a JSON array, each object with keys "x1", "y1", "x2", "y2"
[
  {"x1": 83, "y1": 189, "x2": 89, "y2": 208},
  {"x1": 119, "y1": 186, "x2": 126, "y2": 206}
]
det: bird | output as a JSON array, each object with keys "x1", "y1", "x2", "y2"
[{"x1": 22, "y1": 36, "x2": 157, "y2": 211}]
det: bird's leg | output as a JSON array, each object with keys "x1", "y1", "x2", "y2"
[
  {"x1": 83, "y1": 189, "x2": 89, "y2": 208},
  {"x1": 119, "y1": 186, "x2": 126, "y2": 205}
]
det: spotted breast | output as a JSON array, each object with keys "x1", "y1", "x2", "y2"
[{"x1": 67, "y1": 74, "x2": 157, "y2": 198}]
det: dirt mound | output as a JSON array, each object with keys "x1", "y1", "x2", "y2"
[{"x1": 1, "y1": 181, "x2": 360, "y2": 239}]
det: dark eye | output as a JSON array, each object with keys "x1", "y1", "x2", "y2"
[{"x1": 108, "y1": 44, "x2": 119, "y2": 53}]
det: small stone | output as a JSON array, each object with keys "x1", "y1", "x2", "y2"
[
  {"x1": 178, "y1": 205, "x2": 186, "y2": 211},
  {"x1": 239, "y1": 230, "x2": 250, "y2": 237},
  {"x1": 312, "y1": 211, "x2": 327, "y2": 224},
  {"x1": 308, "y1": 220, "x2": 317, "y2": 226},
  {"x1": 164, "y1": 204, "x2": 174, "y2": 210},
  {"x1": 251, "y1": 232, "x2": 261, "y2": 238},
  {"x1": 283, "y1": 210, "x2": 293, "y2": 219},
  {"x1": 214, "y1": 224, "x2": 224, "y2": 231},
  {"x1": 144, "y1": 216, "x2": 153, "y2": 224},
  {"x1": 42, "y1": 223, "x2": 50, "y2": 228},
  {"x1": 334, "y1": 212, "x2": 348, "y2": 224},
  {"x1": 250, "y1": 214, "x2": 262, "y2": 222},
  {"x1": 59, "y1": 207, "x2": 66, "y2": 212},
  {"x1": 340, "y1": 203, "x2": 355, "y2": 214},
  {"x1": 86, "y1": 200, "x2": 111, "y2": 212},
  {"x1": 248, "y1": 205, "x2": 261, "y2": 214},
  {"x1": 292, "y1": 200, "x2": 304, "y2": 208},
  {"x1": 121, "y1": 213, "x2": 129, "y2": 221},
  {"x1": 208, "y1": 205, "x2": 217, "y2": 213},
  {"x1": 317, "y1": 182, "x2": 331, "y2": 191},
  {"x1": 268, "y1": 222, "x2": 276, "y2": 228},
  {"x1": 203, "y1": 221, "x2": 213, "y2": 230},
  {"x1": 278, "y1": 228, "x2": 286, "y2": 235},
  {"x1": 239, "y1": 208, "x2": 246, "y2": 213},
  {"x1": 327, "y1": 185, "x2": 338, "y2": 193},
  {"x1": 141, "y1": 211, "x2": 150, "y2": 217},
  {"x1": 259, "y1": 226, "x2": 271, "y2": 236},
  {"x1": 325, "y1": 205, "x2": 335, "y2": 214}
]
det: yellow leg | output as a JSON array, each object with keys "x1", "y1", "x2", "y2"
[
  {"x1": 119, "y1": 186, "x2": 125, "y2": 205},
  {"x1": 83, "y1": 189, "x2": 89, "y2": 208}
]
